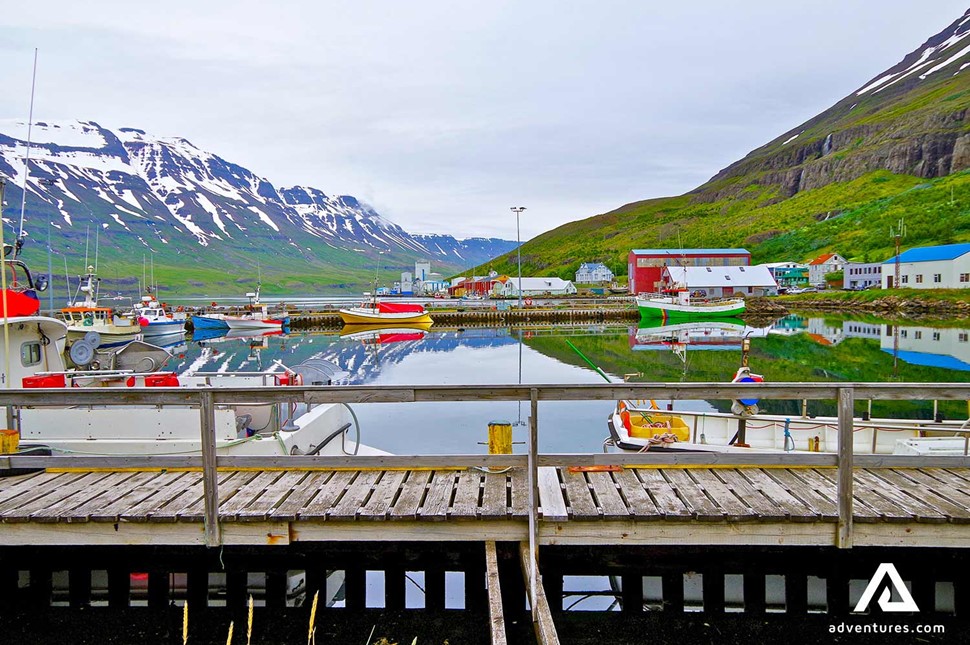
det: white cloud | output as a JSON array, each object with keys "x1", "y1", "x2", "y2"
[{"x1": 0, "y1": 1, "x2": 967, "y2": 240}]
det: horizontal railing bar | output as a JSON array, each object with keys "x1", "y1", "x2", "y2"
[
  {"x1": 0, "y1": 454, "x2": 529, "y2": 470},
  {"x1": 1, "y1": 382, "x2": 969, "y2": 406},
  {"x1": 4, "y1": 452, "x2": 970, "y2": 470}
]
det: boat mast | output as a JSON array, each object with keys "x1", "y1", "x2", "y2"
[{"x1": 15, "y1": 48, "x2": 38, "y2": 260}]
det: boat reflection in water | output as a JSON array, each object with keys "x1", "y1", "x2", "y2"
[
  {"x1": 339, "y1": 322, "x2": 433, "y2": 344},
  {"x1": 630, "y1": 318, "x2": 770, "y2": 352}
]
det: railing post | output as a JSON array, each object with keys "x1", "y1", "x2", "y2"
[
  {"x1": 199, "y1": 390, "x2": 221, "y2": 547},
  {"x1": 837, "y1": 387, "x2": 854, "y2": 549},
  {"x1": 528, "y1": 387, "x2": 539, "y2": 615}
]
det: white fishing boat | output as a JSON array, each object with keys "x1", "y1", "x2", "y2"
[
  {"x1": 0, "y1": 254, "x2": 374, "y2": 458},
  {"x1": 129, "y1": 291, "x2": 187, "y2": 339},
  {"x1": 223, "y1": 284, "x2": 289, "y2": 331},
  {"x1": 636, "y1": 288, "x2": 745, "y2": 321},
  {"x1": 606, "y1": 400, "x2": 964, "y2": 454},
  {"x1": 339, "y1": 299, "x2": 432, "y2": 325},
  {"x1": 61, "y1": 266, "x2": 142, "y2": 348}
]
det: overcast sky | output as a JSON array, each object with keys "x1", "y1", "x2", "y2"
[{"x1": 1, "y1": 2, "x2": 967, "y2": 241}]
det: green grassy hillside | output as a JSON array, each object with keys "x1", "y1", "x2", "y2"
[{"x1": 476, "y1": 17, "x2": 970, "y2": 280}]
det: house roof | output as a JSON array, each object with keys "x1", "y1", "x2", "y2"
[
  {"x1": 507, "y1": 277, "x2": 575, "y2": 290},
  {"x1": 808, "y1": 253, "x2": 844, "y2": 265},
  {"x1": 578, "y1": 262, "x2": 611, "y2": 271},
  {"x1": 630, "y1": 248, "x2": 750, "y2": 256},
  {"x1": 881, "y1": 243, "x2": 970, "y2": 264},
  {"x1": 664, "y1": 265, "x2": 777, "y2": 288}
]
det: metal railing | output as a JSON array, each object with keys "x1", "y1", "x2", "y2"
[{"x1": 1, "y1": 382, "x2": 970, "y2": 551}]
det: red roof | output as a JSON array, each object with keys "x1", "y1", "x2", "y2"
[{"x1": 809, "y1": 253, "x2": 839, "y2": 265}]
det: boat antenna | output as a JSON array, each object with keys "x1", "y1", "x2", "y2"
[
  {"x1": 15, "y1": 48, "x2": 38, "y2": 259},
  {"x1": 63, "y1": 254, "x2": 69, "y2": 306},
  {"x1": 83, "y1": 224, "x2": 89, "y2": 271},
  {"x1": 0, "y1": 179, "x2": 9, "y2": 389},
  {"x1": 46, "y1": 221, "x2": 53, "y2": 314},
  {"x1": 94, "y1": 224, "x2": 99, "y2": 274}
]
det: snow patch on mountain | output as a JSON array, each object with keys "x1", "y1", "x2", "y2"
[{"x1": 0, "y1": 119, "x2": 515, "y2": 271}]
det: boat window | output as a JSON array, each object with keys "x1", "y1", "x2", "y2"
[{"x1": 21, "y1": 341, "x2": 41, "y2": 367}]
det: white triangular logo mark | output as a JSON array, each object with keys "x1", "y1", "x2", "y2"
[{"x1": 853, "y1": 563, "x2": 920, "y2": 613}]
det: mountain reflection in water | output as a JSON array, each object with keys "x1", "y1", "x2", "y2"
[{"x1": 165, "y1": 316, "x2": 970, "y2": 454}]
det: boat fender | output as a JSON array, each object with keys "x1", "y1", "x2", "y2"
[{"x1": 620, "y1": 410, "x2": 632, "y2": 432}]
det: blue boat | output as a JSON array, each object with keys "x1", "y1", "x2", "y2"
[{"x1": 191, "y1": 313, "x2": 229, "y2": 330}]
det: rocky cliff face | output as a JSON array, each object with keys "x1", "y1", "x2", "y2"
[{"x1": 696, "y1": 9, "x2": 970, "y2": 203}]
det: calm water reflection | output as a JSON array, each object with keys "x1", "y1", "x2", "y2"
[{"x1": 166, "y1": 315, "x2": 970, "y2": 454}]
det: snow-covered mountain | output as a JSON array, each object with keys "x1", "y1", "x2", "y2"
[{"x1": 0, "y1": 120, "x2": 516, "y2": 287}]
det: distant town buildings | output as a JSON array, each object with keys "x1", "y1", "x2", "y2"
[
  {"x1": 881, "y1": 242, "x2": 970, "y2": 289},
  {"x1": 575, "y1": 262, "x2": 614, "y2": 284},
  {"x1": 627, "y1": 248, "x2": 751, "y2": 294},
  {"x1": 807, "y1": 253, "x2": 847, "y2": 286}
]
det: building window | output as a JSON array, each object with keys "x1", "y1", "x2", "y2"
[
  {"x1": 915, "y1": 331, "x2": 922, "y2": 340},
  {"x1": 961, "y1": 333, "x2": 969, "y2": 343},
  {"x1": 915, "y1": 274, "x2": 923, "y2": 284},
  {"x1": 961, "y1": 273, "x2": 970, "y2": 283},
  {"x1": 933, "y1": 332, "x2": 940, "y2": 341},
  {"x1": 20, "y1": 342, "x2": 41, "y2": 367},
  {"x1": 934, "y1": 274, "x2": 942, "y2": 283},
  {"x1": 901, "y1": 275, "x2": 909, "y2": 284}
]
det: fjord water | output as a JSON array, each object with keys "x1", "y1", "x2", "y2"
[{"x1": 168, "y1": 315, "x2": 970, "y2": 455}]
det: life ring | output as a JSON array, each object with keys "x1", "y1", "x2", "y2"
[{"x1": 524, "y1": 297, "x2": 533, "y2": 306}]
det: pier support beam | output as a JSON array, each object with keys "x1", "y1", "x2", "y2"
[
  {"x1": 519, "y1": 543, "x2": 560, "y2": 645},
  {"x1": 837, "y1": 387, "x2": 854, "y2": 549}
]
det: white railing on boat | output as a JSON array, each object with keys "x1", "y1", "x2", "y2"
[{"x1": 1, "y1": 382, "x2": 970, "y2": 551}]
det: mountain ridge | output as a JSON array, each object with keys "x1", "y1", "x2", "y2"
[{"x1": 0, "y1": 119, "x2": 516, "y2": 293}]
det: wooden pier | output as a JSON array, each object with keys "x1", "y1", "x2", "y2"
[
  {"x1": 2, "y1": 383, "x2": 970, "y2": 643},
  {"x1": 3, "y1": 463, "x2": 970, "y2": 549}
]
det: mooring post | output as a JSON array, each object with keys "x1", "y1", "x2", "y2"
[
  {"x1": 836, "y1": 387, "x2": 854, "y2": 549},
  {"x1": 528, "y1": 387, "x2": 539, "y2": 614},
  {"x1": 199, "y1": 390, "x2": 221, "y2": 547}
]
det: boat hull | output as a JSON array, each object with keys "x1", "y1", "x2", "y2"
[
  {"x1": 338, "y1": 308, "x2": 433, "y2": 325},
  {"x1": 140, "y1": 319, "x2": 187, "y2": 338},
  {"x1": 191, "y1": 314, "x2": 229, "y2": 330},
  {"x1": 224, "y1": 316, "x2": 289, "y2": 331},
  {"x1": 607, "y1": 405, "x2": 944, "y2": 454},
  {"x1": 636, "y1": 297, "x2": 745, "y2": 320}
]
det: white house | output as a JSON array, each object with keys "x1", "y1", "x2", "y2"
[
  {"x1": 881, "y1": 243, "x2": 970, "y2": 289},
  {"x1": 807, "y1": 253, "x2": 847, "y2": 286},
  {"x1": 501, "y1": 277, "x2": 578, "y2": 297},
  {"x1": 575, "y1": 262, "x2": 614, "y2": 284},
  {"x1": 662, "y1": 265, "x2": 777, "y2": 297},
  {"x1": 843, "y1": 261, "x2": 883, "y2": 290}
]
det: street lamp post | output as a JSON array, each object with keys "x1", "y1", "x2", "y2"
[{"x1": 510, "y1": 206, "x2": 526, "y2": 308}]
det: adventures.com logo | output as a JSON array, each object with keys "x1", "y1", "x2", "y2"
[{"x1": 828, "y1": 563, "x2": 945, "y2": 636}]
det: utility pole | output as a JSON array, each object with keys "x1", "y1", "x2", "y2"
[{"x1": 889, "y1": 218, "x2": 906, "y2": 289}]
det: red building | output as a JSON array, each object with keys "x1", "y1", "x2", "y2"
[{"x1": 627, "y1": 248, "x2": 751, "y2": 294}]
